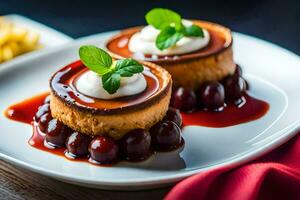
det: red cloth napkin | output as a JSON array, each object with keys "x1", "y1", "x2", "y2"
[{"x1": 165, "y1": 133, "x2": 300, "y2": 200}]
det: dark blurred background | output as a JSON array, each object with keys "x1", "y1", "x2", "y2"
[{"x1": 1, "y1": 0, "x2": 299, "y2": 54}]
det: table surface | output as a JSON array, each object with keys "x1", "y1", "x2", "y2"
[
  {"x1": 0, "y1": 161, "x2": 170, "y2": 200},
  {"x1": 0, "y1": 0, "x2": 299, "y2": 199}
]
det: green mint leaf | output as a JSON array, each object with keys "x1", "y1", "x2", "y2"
[
  {"x1": 145, "y1": 8, "x2": 182, "y2": 30},
  {"x1": 102, "y1": 72, "x2": 121, "y2": 94},
  {"x1": 145, "y1": 8, "x2": 205, "y2": 50},
  {"x1": 183, "y1": 25, "x2": 204, "y2": 37},
  {"x1": 79, "y1": 45, "x2": 112, "y2": 75},
  {"x1": 79, "y1": 46, "x2": 144, "y2": 94},
  {"x1": 156, "y1": 26, "x2": 184, "y2": 50},
  {"x1": 115, "y1": 58, "x2": 144, "y2": 77}
]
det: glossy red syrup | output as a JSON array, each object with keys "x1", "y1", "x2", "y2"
[
  {"x1": 4, "y1": 93, "x2": 114, "y2": 165},
  {"x1": 5, "y1": 92, "x2": 269, "y2": 135},
  {"x1": 4, "y1": 90, "x2": 268, "y2": 164},
  {"x1": 5, "y1": 93, "x2": 48, "y2": 124},
  {"x1": 181, "y1": 94, "x2": 269, "y2": 127},
  {"x1": 5, "y1": 94, "x2": 67, "y2": 156}
]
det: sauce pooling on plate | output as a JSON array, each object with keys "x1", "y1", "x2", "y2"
[
  {"x1": 5, "y1": 92, "x2": 269, "y2": 135},
  {"x1": 4, "y1": 93, "x2": 185, "y2": 165},
  {"x1": 181, "y1": 94, "x2": 269, "y2": 127},
  {"x1": 4, "y1": 61, "x2": 269, "y2": 165},
  {"x1": 4, "y1": 88, "x2": 269, "y2": 166}
]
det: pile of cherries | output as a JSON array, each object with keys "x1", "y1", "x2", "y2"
[
  {"x1": 34, "y1": 97, "x2": 183, "y2": 165},
  {"x1": 171, "y1": 65, "x2": 248, "y2": 112}
]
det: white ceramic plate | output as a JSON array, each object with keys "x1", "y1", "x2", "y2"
[
  {"x1": 0, "y1": 14, "x2": 73, "y2": 66},
  {"x1": 0, "y1": 31, "x2": 300, "y2": 190}
]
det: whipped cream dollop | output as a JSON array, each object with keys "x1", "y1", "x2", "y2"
[
  {"x1": 128, "y1": 20, "x2": 210, "y2": 56},
  {"x1": 76, "y1": 70, "x2": 147, "y2": 99}
]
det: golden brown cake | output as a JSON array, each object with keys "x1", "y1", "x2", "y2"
[{"x1": 50, "y1": 59, "x2": 172, "y2": 140}]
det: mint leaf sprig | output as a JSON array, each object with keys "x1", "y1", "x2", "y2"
[
  {"x1": 79, "y1": 45, "x2": 144, "y2": 94},
  {"x1": 145, "y1": 8, "x2": 204, "y2": 50}
]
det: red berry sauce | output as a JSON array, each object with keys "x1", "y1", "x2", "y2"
[
  {"x1": 4, "y1": 93, "x2": 184, "y2": 166},
  {"x1": 4, "y1": 65, "x2": 269, "y2": 165}
]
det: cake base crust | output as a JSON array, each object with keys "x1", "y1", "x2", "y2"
[
  {"x1": 163, "y1": 45, "x2": 235, "y2": 89},
  {"x1": 50, "y1": 85, "x2": 171, "y2": 140}
]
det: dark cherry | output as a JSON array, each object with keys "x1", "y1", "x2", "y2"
[
  {"x1": 35, "y1": 103, "x2": 50, "y2": 121},
  {"x1": 38, "y1": 113, "x2": 52, "y2": 133},
  {"x1": 222, "y1": 75, "x2": 246, "y2": 102},
  {"x1": 171, "y1": 87, "x2": 197, "y2": 112},
  {"x1": 45, "y1": 119, "x2": 71, "y2": 147},
  {"x1": 66, "y1": 132, "x2": 91, "y2": 157},
  {"x1": 44, "y1": 95, "x2": 51, "y2": 104},
  {"x1": 163, "y1": 107, "x2": 182, "y2": 126},
  {"x1": 89, "y1": 136, "x2": 119, "y2": 164},
  {"x1": 119, "y1": 129, "x2": 151, "y2": 161},
  {"x1": 150, "y1": 120, "x2": 182, "y2": 151},
  {"x1": 198, "y1": 82, "x2": 225, "y2": 111},
  {"x1": 234, "y1": 65, "x2": 243, "y2": 77}
]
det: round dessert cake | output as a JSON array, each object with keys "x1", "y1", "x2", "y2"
[
  {"x1": 106, "y1": 20, "x2": 235, "y2": 89},
  {"x1": 50, "y1": 59, "x2": 172, "y2": 140}
]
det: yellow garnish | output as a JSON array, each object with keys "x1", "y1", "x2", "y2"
[{"x1": 0, "y1": 17, "x2": 42, "y2": 63}]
